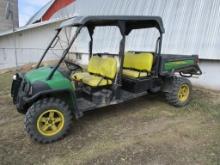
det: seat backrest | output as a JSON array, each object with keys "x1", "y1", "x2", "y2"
[
  {"x1": 123, "y1": 52, "x2": 153, "y2": 72},
  {"x1": 88, "y1": 56, "x2": 117, "y2": 79}
]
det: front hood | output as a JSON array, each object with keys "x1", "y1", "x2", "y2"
[
  {"x1": 24, "y1": 67, "x2": 74, "y2": 91},
  {"x1": 24, "y1": 67, "x2": 63, "y2": 83}
]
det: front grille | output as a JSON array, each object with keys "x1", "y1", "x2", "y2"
[{"x1": 11, "y1": 74, "x2": 22, "y2": 104}]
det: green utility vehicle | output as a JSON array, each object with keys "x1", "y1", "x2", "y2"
[{"x1": 11, "y1": 16, "x2": 202, "y2": 143}]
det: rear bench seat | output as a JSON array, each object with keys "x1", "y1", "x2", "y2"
[
  {"x1": 72, "y1": 56, "x2": 117, "y2": 87},
  {"x1": 123, "y1": 52, "x2": 153, "y2": 78}
]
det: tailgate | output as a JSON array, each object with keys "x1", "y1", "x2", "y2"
[{"x1": 160, "y1": 54, "x2": 202, "y2": 77}]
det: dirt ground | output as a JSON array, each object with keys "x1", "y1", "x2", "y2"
[{"x1": 0, "y1": 70, "x2": 219, "y2": 165}]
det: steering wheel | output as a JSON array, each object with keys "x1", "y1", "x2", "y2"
[{"x1": 64, "y1": 59, "x2": 83, "y2": 72}]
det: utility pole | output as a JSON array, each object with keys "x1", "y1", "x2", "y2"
[{"x1": 5, "y1": 0, "x2": 18, "y2": 68}]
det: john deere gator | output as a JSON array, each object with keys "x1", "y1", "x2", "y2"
[{"x1": 11, "y1": 16, "x2": 202, "y2": 143}]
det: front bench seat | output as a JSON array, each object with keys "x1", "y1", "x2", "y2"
[
  {"x1": 72, "y1": 56, "x2": 117, "y2": 87},
  {"x1": 123, "y1": 52, "x2": 153, "y2": 78}
]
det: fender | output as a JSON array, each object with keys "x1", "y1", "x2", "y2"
[
  {"x1": 22, "y1": 89, "x2": 81, "y2": 117},
  {"x1": 23, "y1": 89, "x2": 72, "y2": 103}
]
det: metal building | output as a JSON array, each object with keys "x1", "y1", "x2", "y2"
[
  {"x1": 27, "y1": 0, "x2": 75, "y2": 25},
  {"x1": 25, "y1": 0, "x2": 220, "y2": 60},
  {"x1": 72, "y1": 0, "x2": 220, "y2": 60},
  {"x1": 0, "y1": 0, "x2": 19, "y2": 32}
]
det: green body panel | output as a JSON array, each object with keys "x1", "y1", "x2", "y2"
[
  {"x1": 25, "y1": 67, "x2": 74, "y2": 91},
  {"x1": 164, "y1": 60, "x2": 194, "y2": 72}
]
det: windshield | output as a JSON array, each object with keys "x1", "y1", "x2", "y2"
[{"x1": 36, "y1": 26, "x2": 83, "y2": 69}]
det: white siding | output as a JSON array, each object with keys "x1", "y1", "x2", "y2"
[
  {"x1": 190, "y1": 61, "x2": 220, "y2": 90},
  {"x1": 0, "y1": 22, "x2": 61, "y2": 69},
  {"x1": 72, "y1": 0, "x2": 220, "y2": 60}
]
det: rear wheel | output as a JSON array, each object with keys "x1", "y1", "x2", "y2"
[
  {"x1": 25, "y1": 97, "x2": 73, "y2": 143},
  {"x1": 165, "y1": 77, "x2": 192, "y2": 107}
]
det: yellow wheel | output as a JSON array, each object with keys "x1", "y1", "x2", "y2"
[
  {"x1": 25, "y1": 98, "x2": 73, "y2": 143},
  {"x1": 165, "y1": 77, "x2": 192, "y2": 107},
  {"x1": 178, "y1": 84, "x2": 190, "y2": 102},
  {"x1": 37, "y1": 109, "x2": 64, "y2": 137}
]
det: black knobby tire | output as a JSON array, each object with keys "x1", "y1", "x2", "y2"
[
  {"x1": 25, "y1": 97, "x2": 73, "y2": 143},
  {"x1": 165, "y1": 77, "x2": 192, "y2": 107}
]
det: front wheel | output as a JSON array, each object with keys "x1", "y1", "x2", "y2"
[
  {"x1": 25, "y1": 97, "x2": 73, "y2": 143},
  {"x1": 164, "y1": 77, "x2": 192, "y2": 107}
]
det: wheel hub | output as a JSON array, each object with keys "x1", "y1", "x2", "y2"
[
  {"x1": 178, "y1": 84, "x2": 190, "y2": 102},
  {"x1": 37, "y1": 109, "x2": 64, "y2": 136}
]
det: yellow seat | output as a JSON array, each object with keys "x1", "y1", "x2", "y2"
[
  {"x1": 72, "y1": 72, "x2": 90, "y2": 81},
  {"x1": 123, "y1": 52, "x2": 153, "y2": 78},
  {"x1": 123, "y1": 69, "x2": 148, "y2": 78},
  {"x1": 82, "y1": 74, "x2": 112, "y2": 87},
  {"x1": 72, "y1": 56, "x2": 117, "y2": 87}
]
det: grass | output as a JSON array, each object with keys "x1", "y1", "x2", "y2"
[
  {"x1": 0, "y1": 70, "x2": 219, "y2": 165},
  {"x1": 0, "y1": 72, "x2": 12, "y2": 95}
]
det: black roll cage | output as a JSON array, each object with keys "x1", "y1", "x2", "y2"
[{"x1": 36, "y1": 16, "x2": 165, "y2": 83}]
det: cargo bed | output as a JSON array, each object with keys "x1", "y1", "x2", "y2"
[{"x1": 160, "y1": 54, "x2": 202, "y2": 77}]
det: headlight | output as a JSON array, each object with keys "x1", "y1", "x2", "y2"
[{"x1": 13, "y1": 75, "x2": 17, "y2": 80}]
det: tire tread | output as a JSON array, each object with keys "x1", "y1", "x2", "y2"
[
  {"x1": 165, "y1": 77, "x2": 192, "y2": 107},
  {"x1": 24, "y1": 97, "x2": 73, "y2": 143}
]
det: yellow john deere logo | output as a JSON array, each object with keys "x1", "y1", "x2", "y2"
[
  {"x1": 172, "y1": 61, "x2": 188, "y2": 65},
  {"x1": 164, "y1": 60, "x2": 194, "y2": 71}
]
